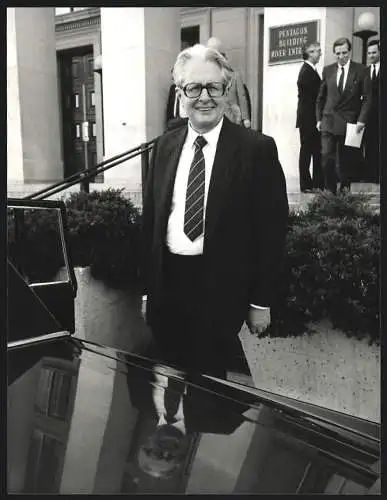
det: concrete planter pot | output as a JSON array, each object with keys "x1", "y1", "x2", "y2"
[
  {"x1": 58, "y1": 266, "x2": 151, "y2": 353},
  {"x1": 239, "y1": 320, "x2": 380, "y2": 422}
]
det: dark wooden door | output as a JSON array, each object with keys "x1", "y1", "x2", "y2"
[{"x1": 58, "y1": 47, "x2": 100, "y2": 180}]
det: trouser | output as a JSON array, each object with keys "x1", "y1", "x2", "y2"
[
  {"x1": 298, "y1": 126, "x2": 324, "y2": 191},
  {"x1": 364, "y1": 123, "x2": 380, "y2": 183},
  {"x1": 149, "y1": 250, "x2": 247, "y2": 378},
  {"x1": 321, "y1": 132, "x2": 359, "y2": 194}
]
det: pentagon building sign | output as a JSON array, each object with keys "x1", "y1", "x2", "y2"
[{"x1": 269, "y1": 21, "x2": 319, "y2": 64}]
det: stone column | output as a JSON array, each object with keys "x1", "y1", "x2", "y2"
[
  {"x1": 100, "y1": 7, "x2": 180, "y2": 193},
  {"x1": 7, "y1": 7, "x2": 62, "y2": 187}
]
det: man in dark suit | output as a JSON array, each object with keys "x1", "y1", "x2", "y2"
[
  {"x1": 363, "y1": 39, "x2": 380, "y2": 184},
  {"x1": 316, "y1": 37, "x2": 371, "y2": 194},
  {"x1": 296, "y1": 42, "x2": 324, "y2": 192},
  {"x1": 141, "y1": 44, "x2": 289, "y2": 378}
]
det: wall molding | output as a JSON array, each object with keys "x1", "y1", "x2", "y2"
[{"x1": 55, "y1": 7, "x2": 100, "y2": 34}]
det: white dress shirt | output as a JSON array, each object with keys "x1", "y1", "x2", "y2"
[
  {"x1": 370, "y1": 62, "x2": 380, "y2": 77},
  {"x1": 166, "y1": 116, "x2": 267, "y2": 310},
  {"x1": 336, "y1": 59, "x2": 351, "y2": 91},
  {"x1": 167, "y1": 118, "x2": 223, "y2": 255}
]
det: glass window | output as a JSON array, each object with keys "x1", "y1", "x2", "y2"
[
  {"x1": 35, "y1": 367, "x2": 73, "y2": 421},
  {"x1": 90, "y1": 91, "x2": 95, "y2": 107}
]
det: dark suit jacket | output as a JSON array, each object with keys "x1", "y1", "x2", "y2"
[
  {"x1": 365, "y1": 66, "x2": 379, "y2": 133},
  {"x1": 296, "y1": 62, "x2": 321, "y2": 129},
  {"x1": 141, "y1": 117, "x2": 289, "y2": 334},
  {"x1": 316, "y1": 60, "x2": 371, "y2": 136}
]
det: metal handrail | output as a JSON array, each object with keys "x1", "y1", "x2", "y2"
[{"x1": 24, "y1": 137, "x2": 158, "y2": 201}]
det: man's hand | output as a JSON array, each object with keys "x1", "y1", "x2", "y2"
[
  {"x1": 356, "y1": 122, "x2": 365, "y2": 133},
  {"x1": 316, "y1": 121, "x2": 321, "y2": 131},
  {"x1": 243, "y1": 119, "x2": 251, "y2": 128},
  {"x1": 246, "y1": 307, "x2": 271, "y2": 336}
]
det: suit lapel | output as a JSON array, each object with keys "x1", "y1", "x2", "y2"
[
  {"x1": 329, "y1": 65, "x2": 341, "y2": 99},
  {"x1": 342, "y1": 61, "x2": 356, "y2": 97},
  {"x1": 158, "y1": 125, "x2": 187, "y2": 228},
  {"x1": 204, "y1": 118, "x2": 240, "y2": 246}
]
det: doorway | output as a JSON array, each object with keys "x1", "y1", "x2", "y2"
[
  {"x1": 57, "y1": 46, "x2": 101, "y2": 181},
  {"x1": 181, "y1": 25, "x2": 200, "y2": 49}
]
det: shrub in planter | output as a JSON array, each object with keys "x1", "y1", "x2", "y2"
[
  {"x1": 304, "y1": 190, "x2": 377, "y2": 220},
  {"x1": 65, "y1": 189, "x2": 141, "y2": 288},
  {"x1": 271, "y1": 192, "x2": 380, "y2": 344}
]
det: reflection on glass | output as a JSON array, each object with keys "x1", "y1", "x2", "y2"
[
  {"x1": 24, "y1": 430, "x2": 65, "y2": 493},
  {"x1": 35, "y1": 367, "x2": 73, "y2": 420},
  {"x1": 7, "y1": 207, "x2": 66, "y2": 284}
]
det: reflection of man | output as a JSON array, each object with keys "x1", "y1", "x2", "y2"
[
  {"x1": 363, "y1": 40, "x2": 380, "y2": 184},
  {"x1": 132, "y1": 367, "x2": 252, "y2": 480},
  {"x1": 316, "y1": 37, "x2": 371, "y2": 194},
  {"x1": 296, "y1": 42, "x2": 324, "y2": 192},
  {"x1": 141, "y1": 44, "x2": 288, "y2": 378}
]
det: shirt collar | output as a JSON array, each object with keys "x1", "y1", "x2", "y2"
[
  {"x1": 338, "y1": 59, "x2": 351, "y2": 71},
  {"x1": 186, "y1": 117, "x2": 224, "y2": 150},
  {"x1": 372, "y1": 61, "x2": 380, "y2": 71},
  {"x1": 305, "y1": 60, "x2": 316, "y2": 70}
]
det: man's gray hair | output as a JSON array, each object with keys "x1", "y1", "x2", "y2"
[{"x1": 173, "y1": 44, "x2": 233, "y2": 87}]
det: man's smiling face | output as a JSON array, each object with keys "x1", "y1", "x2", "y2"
[{"x1": 176, "y1": 57, "x2": 228, "y2": 134}]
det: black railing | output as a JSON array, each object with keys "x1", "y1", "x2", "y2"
[{"x1": 24, "y1": 137, "x2": 158, "y2": 201}]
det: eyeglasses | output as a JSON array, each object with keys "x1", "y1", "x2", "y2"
[{"x1": 180, "y1": 82, "x2": 226, "y2": 98}]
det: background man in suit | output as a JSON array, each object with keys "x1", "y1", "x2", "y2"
[
  {"x1": 363, "y1": 39, "x2": 380, "y2": 184},
  {"x1": 141, "y1": 44, "x2": 288, "y2": 378},
  {"x1": 206, "y1": 37, "x2": 251, "y2": 128},
  {"x1": 316, "y1": 37, "x2": 371, "y2": 194},
  {"x1": 296, "y1": 42, "x2": 324, "y2": 193}
]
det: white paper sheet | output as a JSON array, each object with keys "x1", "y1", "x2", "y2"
[{"x1": 344, "y1": 123, "x2": 364, "y2": 148}]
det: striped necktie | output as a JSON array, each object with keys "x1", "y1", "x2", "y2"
[
  {"x1": 184, "y1": 135, "x2": 207, "y2": 241},
  {"x1": 338, "y1": 66, "x2": 345, "y2": 94}
]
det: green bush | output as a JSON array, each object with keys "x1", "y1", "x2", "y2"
[
  {"x1": 65, "y1": 189, "x2": 141, "y2": 288},
  {"x1": 271, "y1": 191, "x2": 380, "y2": 344}
]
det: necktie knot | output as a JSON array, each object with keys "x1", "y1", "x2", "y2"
[{"x1": 194, "y1": 135, "x2": 207, "y2": 151}]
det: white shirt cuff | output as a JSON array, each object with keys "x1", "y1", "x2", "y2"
[{"x1": 250, "y1": 304, "x2": 270, "y2": 310}]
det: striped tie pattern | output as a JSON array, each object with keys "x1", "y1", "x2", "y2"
[
  {"x1": 338, "y1": 66, "x2": 345, "y2": 94},
  {"x1": 184, "y1": 135, "x2": 207, "y2": 241}
]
